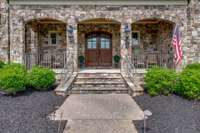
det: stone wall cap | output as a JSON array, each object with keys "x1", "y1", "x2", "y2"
[{"x1": 9, "y1": 0, "x2": 188, "y2": 6}]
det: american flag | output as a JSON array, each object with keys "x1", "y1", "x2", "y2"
[{"x1": 172, "y1": 25, "x2": 183, "y2": 64}]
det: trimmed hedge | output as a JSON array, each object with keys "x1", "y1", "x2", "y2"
[
  {"x1": 144, "y1": 67, "x2": 177, "y2": 96},
  {"x1": 185, "y1": 63, "x2": 200, "y2": 70},
  {"x1": 145, "y1": 63, "x2": 200, "y2": 100},
  {"x1": 0, "y1": 60, "x2": 5, "y2": 68},
  {"x1": 175, "y1": 68, "x2": 200, "y2": 100},
  {"x1": 0, "y1": 63, "x2": 27, "y2": 94},
  {"x1": 27, "y1": 66, "x2": 56, "y2": 91},
  {"x1": 0, "y1": 61, "x2": 56, "y2": 95}
]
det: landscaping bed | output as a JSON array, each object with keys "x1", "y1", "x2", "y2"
[
  {"x1": 0, "y1": 90, "x2": 66, "y2": 133},
  {"x1": 134, "y1": 93, "x2": 200, "y2": 133}
]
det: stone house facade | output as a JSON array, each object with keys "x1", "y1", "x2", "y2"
[{"x1": 0, "y1": 0, "x2": 200, "y2": 74}]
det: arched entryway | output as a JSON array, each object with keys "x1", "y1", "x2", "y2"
[
  {"x1": 131, "y1": 18, "x2": 175, "y2": 69},
  {"x1": 24, "y1": 18, "x2": 67, "y2": 69},
  {"x1": 78, "y1": 18, "x2": 121, "y2": 68}
]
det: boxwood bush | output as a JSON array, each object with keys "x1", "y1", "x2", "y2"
[
  {"x1": 0, "y1": 60, "x2": 5, "y2": 68},
  {"x1": 0, "y1": 63, "x2": 27, "y2": 94},
  {"x1": 27, "y1": 66, "x2": 56, "y2": 91},
  {"x1": 144, "y1": 67, "x2": 177, "y2": 96},
  {"x1": 174, "y1": 68, "x2": 200, "y2": 100},
  {"x1": 185, "y1": 63, "x2": 200, "y2": 70}
]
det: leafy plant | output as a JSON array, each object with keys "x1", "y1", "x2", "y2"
[
  {"x1": 174, "y1": 68, "x2": 200, "y2": 100},
  {"x1": 0, "y1": 60, "x2": 5, "y2": 68},
  {"x1": 27, "y1": 66, "x2": 56, "y2": 90},
  {"x1": 0, "y1": 63, "x2": 27, "y2": 94},
  {"x1": 113, "y1": 55, "x2": 121, "y2": 63},
  {"x1": 185, "y1": 63, "x2": 200, "y2": 70},
  {"x1": 144, "y1": 67, "x2": 177, "y2": 96}
]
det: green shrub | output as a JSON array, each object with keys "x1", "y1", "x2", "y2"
[
  {"x1": 0, "y1": 60, "x2": 5, "y2": 68},
  {"x1": 0, "y1": 63, "x2": 27, "y2": 94},
  {"x1": 144, "y1": 67, "x2": 177, "y2": 96},
  {"x1": 185, "y1": 63, "x2": 200, "y2": 70},
  {"x1": 78, "y1": 56, "x2": 85, "y2": 64},
  {"x1": 113, "y1": 55, "x2": 121, "y2": 63},
  {"x1": 174, "y1": 68, "x2": 200, "y2": 100},
  {"x1": 27, "y1": 66, "x2": 56, "y2": 90}
]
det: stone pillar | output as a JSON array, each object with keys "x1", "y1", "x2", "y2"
[
  {"x1": 0, "y1": 0, "x2": 8, "y2": 62},
  {"x1": 9, "y1": 8, "x2": 24, "y2": 63},
  {"x1": 121, "y1": 22, "x2": 132, "y2": 76},
  {"x1": 67, "y1": 16, "x2": 78, "y2": 72}
]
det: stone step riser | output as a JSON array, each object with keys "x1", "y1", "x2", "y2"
[
  {"x1": 69, "y1": 90, "x2": 129, "y2": 94},
  {"x1": 77, "y1": 73, "x2": 121, "y2": 78},
  {"x1": 73, "y1": 84, "x2": 127, "y2": 88},
  {"x1": 75, "y1": 78, "x2": 124, "y2": 83}
]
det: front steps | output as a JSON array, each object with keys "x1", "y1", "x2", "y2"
[
  {"x1": 55, "y1": 69, "x2": 145, "y2": 96},
  {"x1": 71, "y1": 72, "x2": 129, "y2": 94}
]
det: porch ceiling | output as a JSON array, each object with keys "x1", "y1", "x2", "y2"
[{"x1": 9, "y1": 0, "x2": 188, "y2": 6}]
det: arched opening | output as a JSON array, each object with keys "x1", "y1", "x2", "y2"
[
  {"x1": 24, "y1": 18, "x2": 67, "y2": 69},
  {"x1": 78, "y1": 18, "x2": 121, "y2": 68},
  {"x1": 131, "y1": 18, "x2": 175, "y2": 69}
]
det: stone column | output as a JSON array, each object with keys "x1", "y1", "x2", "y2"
[
  {"x1": 10, "y1": 9, "x2": 24, "y2": 63},
  {"x1": 121, "y1": 22, "x2": 132, "y2": 76},
  {"x1": 67, "y1": 16, "x2": 78, "y2": 73}
]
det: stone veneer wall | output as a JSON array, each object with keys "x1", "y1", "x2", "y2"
[
  {"x1": 0, "y1": 0, "x2": 8, "y2": 61},
  {"x1": 187, "y1": 0, "x2": 200, "y2": 64},
  {"x1": 7, "y1": 5, "x2": 187, "y2": 72},
  {"x1": 2, "y1": 2, "x2": 200, "y2": 71},
  {"x1": 132, "y1": 21, "x2": 173, "y2": 52}
]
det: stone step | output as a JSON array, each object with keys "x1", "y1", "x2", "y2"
[
  {"x1": 74, "y1": 81, "x2": 125, "y2": 85},
  {"x1": 75, "y1": 78, "x2": 124, "y2": 83},
  {"x1": 77, "y1": 73, "x2": 121, "y2": 78},
  {"x1": 72, "y1": 87, "x2": 128, "y2": 91},
  {"x1": 73, "y1": 84, "x2": 127, "y2": 88},
  {"x1": 76, "y1": 75, "x2": 122, "y2": 79}
]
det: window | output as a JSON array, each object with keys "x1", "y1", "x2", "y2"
[
  {"x1": 132, "y1": 31, "x2": 140, "y2": 46},
  {"x1": 100, "y1": 37, "x2": 110, "y2": 49},
  {"x1": 49, "y1": 32, "x2": 59, "y2": 45},
  {"x1": 87, "y1": 37, "x2": 97, "y2": 49}
]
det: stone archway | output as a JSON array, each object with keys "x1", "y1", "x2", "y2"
[
  {"x1": 24, "y1": 18, "x2": 67, "y2": 69},
  {"x1": 77, "y1": 18, "x2": 121, "y2": 68},
  {"x1": 131, "y1": 18, "x2": 175, "y2": 69}
]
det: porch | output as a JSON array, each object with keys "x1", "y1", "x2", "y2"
[{"x1": 24, "y1": 18, "x2": 175, "y2": 72}]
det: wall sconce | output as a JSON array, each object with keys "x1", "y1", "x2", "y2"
[{"x1": 124, "y1": 23, "x2": 131, "y2": 49}]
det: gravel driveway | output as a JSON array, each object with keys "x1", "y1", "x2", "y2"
[
  {"x1": 134, "y1": 93, "x2": 200, "y2": 133},
  {"x1": 0, "y1": 90, "x2": 66, "y2": 133}
]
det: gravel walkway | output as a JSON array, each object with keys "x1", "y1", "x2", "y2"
[
  {"x1": 0, "y1": 90, "x2": 66, "y2": 133},
  {"x1": 134, "y1": 93, "x2": 200, "y2": 133}
]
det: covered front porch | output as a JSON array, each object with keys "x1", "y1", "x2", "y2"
[{"x1": 24, "y1": 18, "x2": 175, "y2": 73}]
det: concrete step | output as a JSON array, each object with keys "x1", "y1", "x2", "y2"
[{"x1": 64, "y1": 120, "x2": 138, "y2": 133}]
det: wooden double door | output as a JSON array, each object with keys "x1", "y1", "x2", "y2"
[{"x1": 85, "y1": 33, "x2": 112, "y2": 67}]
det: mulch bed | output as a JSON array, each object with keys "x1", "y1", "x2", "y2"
[
  {"x1": 134, "y1": 93, "x2": 200, "y2": 133},
  {"x1": 0, "y1": 89, "x2": 66, "y2": 133}
]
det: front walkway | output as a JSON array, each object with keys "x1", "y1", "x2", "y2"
[{"x1": 53, "y1": 94, "x2": 144, "y2": 133}]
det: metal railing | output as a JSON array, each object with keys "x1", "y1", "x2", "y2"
[
  {"x1": 24, "y1": 52, "x2": 67, "y2": 69},
  {"x1": 132, "y1": 51, "x2": 174, "y2": 69}
]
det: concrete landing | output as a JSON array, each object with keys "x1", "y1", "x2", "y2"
[
  {"x1": 65, "y1": 120, "x2": 138, "y2": 133},
  {"x1": 54, "y1": 94, "x2": 144, "y2": 120}
]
